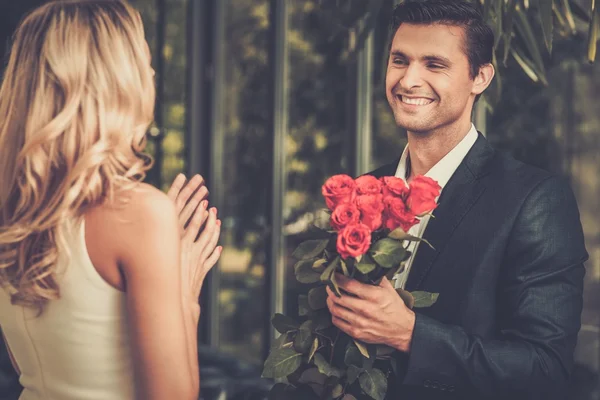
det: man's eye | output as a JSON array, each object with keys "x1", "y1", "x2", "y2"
[
  {"x1": 393, "y1": 58, "x2": 407, "y2": 65},
  {"x1": 428, "y1": 63, "x2": 443, "y2": 69}
]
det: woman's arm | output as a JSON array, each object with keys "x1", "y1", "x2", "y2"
[{"x1": 110, "y1": 185, "x2": 200, "y2": 400}]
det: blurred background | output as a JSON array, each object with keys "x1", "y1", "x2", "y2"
[{"x1": 0, "y1": 0, "x2": 599, "y2": 399}]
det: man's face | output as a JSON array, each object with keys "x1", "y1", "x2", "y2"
[{"x1": 385, "y1": 23, "x2": 479, "y2": 134}]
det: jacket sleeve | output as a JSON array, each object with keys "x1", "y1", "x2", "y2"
[{"x1": 401, "y1": 176, "x2": 588, "y2": 399}]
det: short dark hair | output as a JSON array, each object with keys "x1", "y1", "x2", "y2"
[{"x1": 389, "y1": 0, "x2": 494, "y2": 79}]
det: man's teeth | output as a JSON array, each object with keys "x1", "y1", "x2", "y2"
[{"x1": 401, "y1": 96, "x2": 433, "y2": 106}]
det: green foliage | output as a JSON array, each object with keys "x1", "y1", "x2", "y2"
[{"x1": 263, "y1": 213, "x2": 438, "y2": 399}]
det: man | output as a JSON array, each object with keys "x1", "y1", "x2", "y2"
[{"x1": 325, "y1": 1, "x2": 587, "y2": 399}]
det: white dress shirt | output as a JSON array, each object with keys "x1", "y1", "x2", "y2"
[{"x1": 393, "y1": 124, "x2": 479, "y2": 289}]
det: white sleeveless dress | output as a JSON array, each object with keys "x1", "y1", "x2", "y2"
[{"x1": 0, "y1": 220, "x2": 135, "y2": 399}]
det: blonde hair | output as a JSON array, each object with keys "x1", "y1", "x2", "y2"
[{"x1": 0, "y1": 0, "x2": 155, "y2": 314}]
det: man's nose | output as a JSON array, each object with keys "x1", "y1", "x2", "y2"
[{"x1": 399, "y1": 64, "x2": 423, "y2": 90}]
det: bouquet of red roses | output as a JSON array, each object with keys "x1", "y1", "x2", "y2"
[{"x1": 262, "y1": 174, "x2": 441, "y2": 400}]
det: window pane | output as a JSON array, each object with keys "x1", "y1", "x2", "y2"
[
  {"x1": 371, "y1": 0, "x2": 404, "y2": 172},
  {"x1": 160, "y1": 0, "x2": 188, "y2": 191},
  {"x1": 218, "y1": 0, "x2": 270, "y2": 364},
  {"x1": 135, "y1": 0, "x2": 188, "y2": 190},
  {"x1": 284, "y1": 1, "x2": 359, "y2": 318}
]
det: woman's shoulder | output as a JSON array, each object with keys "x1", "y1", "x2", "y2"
[{"x1": 85, "y1": 182, "x2": 178, "y2": 257}]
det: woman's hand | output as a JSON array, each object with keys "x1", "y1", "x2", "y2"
[
  {"x1": 167, "y1": 174, "x2": 222, "y2": 305},
  {"x1": 167, "y1": 173, "x2": 209, "y2": 236}
]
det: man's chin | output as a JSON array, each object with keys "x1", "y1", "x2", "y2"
[{"x1": 393, "y1": 117, "x2": 435, "y2": 134}]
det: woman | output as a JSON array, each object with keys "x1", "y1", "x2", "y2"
[{"x1": 0, "y1": 1, "x2": 221, "y2": 399}]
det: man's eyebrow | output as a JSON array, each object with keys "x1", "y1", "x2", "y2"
[
  {"x1": 422, "y1": 54, "x2": 452, "y2": 65},
  {"x1": 390, "y1": 50, "x2": 452, "y2": 65}
]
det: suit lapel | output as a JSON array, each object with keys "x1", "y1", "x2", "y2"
[{"x1": 404, "y1": 134, "x2": 495, "y2": 291}]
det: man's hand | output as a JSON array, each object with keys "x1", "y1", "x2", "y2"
[
  {"x1": 326, "y1": 274, "x2": 415, "y2": 353},
  {"x1": 167, "y1": 173, "x2": 209, "y2": 235}
]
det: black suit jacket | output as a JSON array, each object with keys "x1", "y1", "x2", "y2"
[{"x1": 367, "y1": 133, "x2": 587, "y2": 400}]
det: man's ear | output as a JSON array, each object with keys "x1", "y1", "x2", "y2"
[{"x1": 472, "y1": 63, "x2": 495, "y2": 96}]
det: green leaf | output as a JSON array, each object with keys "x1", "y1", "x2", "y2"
[
  {"x1": 293, "y1": 239, "x2": 329, "y2": 260},
  {"x1": 294, "y1": 322, "x2": 314, "y2": 354},
  {"x1": 503, "y1": 0, "x2": 518, "y2": 65},
  {"x1": 271, "y1": 331, "x2": 290, "y2": 350},
  {"x1": 313, "y1": 309, "x2": 333, "y2": 331},
  {"x1": 396, "y1": 288, "x2": 415, "y2": 309},
  {"x1": 358, "y1": 368, "x2": 387, "y2": 400},
  {"x1": 308, "y1": 337, "x2": 319, "y2": 362},
  {"x1": 308, "y1": 286, "x2": 328, "y2": 310},
  {"x1": 369, "y1": 238, "x2": 407, "y2": 269},
  {"x1": 330, "y1": 383, "x2": 343, "y2": 398},
  {"x1": 561, "y1": 0, "x2": 577, "y2": 33},
  {"x1": 330, "y1": 270, "x2": 342, "y2": 297},
  {"x1": 340, "y1": 259, "x2": 350, "y2": 276},
  {"x1": 376, "y1": 344, "x2": 395, "y2": 358},
  {"x1": 262, "y1": 348, "x2": 303, "y2": 379},
  {"x1": 268, "y1": 383, "x2": 294, "y2": 400},
  {"x1": 538, "y1": 0, "x2": 554, "y2": 53},
  {"x1": 353, "y1": 339, "x2": 370, "y2": 359},
  {"x1": 411, "y1": 291, "x2": 440, "y2": 308},
  {"x1": 313, "y1": 353, "x2": 343, "y2": 378},
  {"x1": 390, "y1": 358, "x2": 398, "y2": 376},
  {"x1": 298, "y1": 367, "x2": 327, "y2": 397},
  {"x1": 320, "y1": 256, "x2": 340, "y2": 282},
  {"x1": 272, "y1": 313, "x2": 301, "y2": 334},
  {"x1": 569, "y1": 0, "x2": 591, "y2": 22},
  {"x1": 587, "y1": 0, "x2": 599, "y2": 63},
  {"x1": 513, "y1": 6, "x2": 547, "y2": 77},
  {"x1": 356, "y1": 253, "x2": 377, "y2": 274},
  {"x1": 510, "y1": 47, "x2": 547, "y2": 84},
  {"x1": 492, "y1": 1, "x2": 504, "y2": 49},
  {"x1": 298, "y1": 295, "x2": 310, "y2": 317},
  {"x1": 312, "y1": 258, "x2": 328, "y2": 272},
  {"x1": 388, "y1": 228, "x2": 434, "y2": 249},
  {"x1": 346, "y1": 365, "x2": 361, "y2": 385},
  {"x1": 295, "y1": 259, "x2": 322, "y2": 284},
  {"x1": 344, "y1": 345, "x2": 364, "y2": 367}
]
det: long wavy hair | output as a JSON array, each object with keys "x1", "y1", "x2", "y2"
[{"x1": 0, "y1": 0, "x2": 155, "y2": 314}]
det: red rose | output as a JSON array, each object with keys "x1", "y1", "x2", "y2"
[
  {"x1": 407, "y1": 176, "x2": 441, "y2": 216},
  {"x1": 322, "y1": 174, "x2": 356, "y2": 211},
  {"x1": 356, "y1": 194, "x2": 384, "y2": 231},
  {"x1": 330, "y1": 203, "x2": 361, "y2": 231},
  {"x1": 381, "y1": 176, "x2": 409, "y2": 199},
  {"x1": 383, "y1": 195, "x2": 418, "y2": 232},
  {"x1": 355, "y1": 175, "x2": 384, "y2": 196},
  {"x1": 336, "y1": 223, "x2": 371, "y2": 260}
]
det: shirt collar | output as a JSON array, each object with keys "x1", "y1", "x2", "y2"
[{"x1": 395, "y1": 124, "x2": 479, "y2": 189}]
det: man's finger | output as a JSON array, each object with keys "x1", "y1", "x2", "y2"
[
  {"x1": 379, "y1": 276, "x2": 394, "y2": 290},
  {"x1": 167, "y1": 173, "x2": 186, "y2": 202},
  {"x1": 334, "y1": 273, "x2": 376, "y2": 300},
  {"x1": 326, "y1": 285, "x2": 367, "y2": 315}
]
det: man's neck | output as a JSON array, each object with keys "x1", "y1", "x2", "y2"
[{"x1": 405, "y1": 120, "x2": 472, "y2": 180}]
